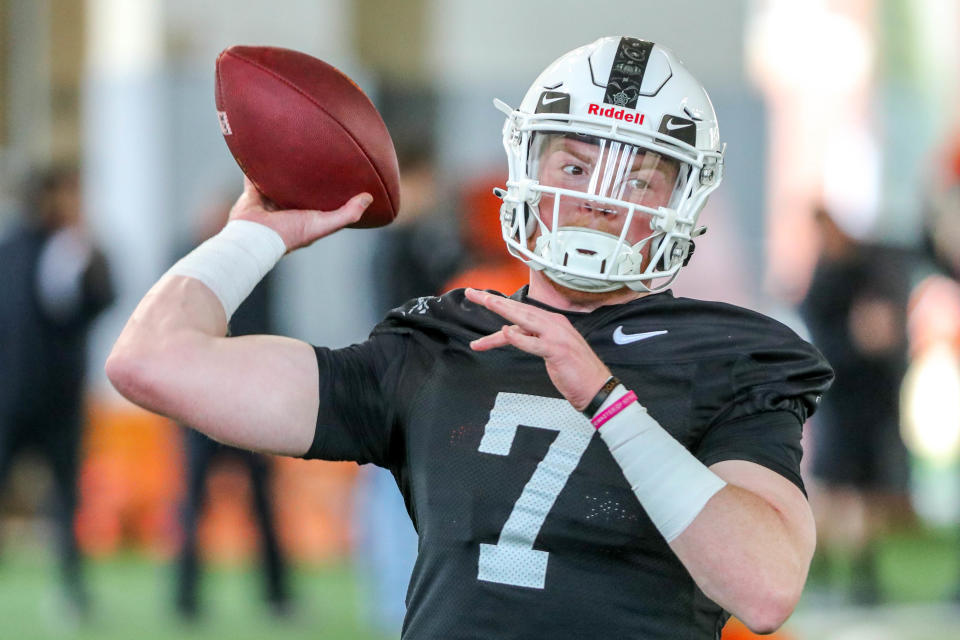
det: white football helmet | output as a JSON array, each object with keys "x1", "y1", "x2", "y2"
[{"x1": 495, "y1": 37, "x2": 725, "y2": 292}]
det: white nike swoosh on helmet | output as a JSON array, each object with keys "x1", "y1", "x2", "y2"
[
  {"x1": 665, "y1": 119, "x2": 693, "y2": 130},
  {"x1": 540, "y1": 95, "x2": 565, "y2": 105},
  {"x1": 612, "y1": 326, "x2": 668, "y2": 345}
]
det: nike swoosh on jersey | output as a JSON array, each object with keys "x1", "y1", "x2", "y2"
[
  {"x1": 665, "y1": 118, "x2": 692, "y2": 130},
  {"x1": 612, "y1": 326, "x2": 668, "y2": 345}
]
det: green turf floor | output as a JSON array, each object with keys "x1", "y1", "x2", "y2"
[
  {"x1": 1, "y1": 527, "x2": 959, "y2": 639},
  {"x1": 786, "y1": 527, "x2": 960, "y2": 640},
  {"x1": 0, "y1": 547, "x2": 391, "y2": 640},
  {"x1": 799, "y1": 526, "x2": 960, "y2": 605}
]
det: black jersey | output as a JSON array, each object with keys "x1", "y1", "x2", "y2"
[{"x1": 306, "y1": 287, "x2": 833, "y2": 640}]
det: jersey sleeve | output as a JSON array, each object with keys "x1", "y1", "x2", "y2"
[
  {"x1": 302, "y1": 332, "x2": 408, "y2": 468},
  {"x1": 695, "y1": 410, "x2": 805, "y2": 491},
  {"x1": 694, "y1": 338, "x2": 834, "y2": 493},
  {"x1": 301, "y1": 290, "x2": 490, "y2": 467}
]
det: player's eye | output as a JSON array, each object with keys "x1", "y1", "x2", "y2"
[
  {"x1": 625, "y1": 177, "x2": 650, "y2": 191},
  {"x1": 562, "y1": 164, "x2": 587, "y2": 177}
]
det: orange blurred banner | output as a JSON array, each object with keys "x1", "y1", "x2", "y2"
[{"x1": 76, "y1": 394, "x2": 360, "y2": 564}]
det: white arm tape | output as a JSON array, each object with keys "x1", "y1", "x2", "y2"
[
  {"x1": 166, "y1": 220, "x2": 286, "y2": 320},
  {"x1": 597, "y1": 386, "x2": 727, "y2": 542}
]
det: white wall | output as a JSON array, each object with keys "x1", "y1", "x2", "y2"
[{"x1": 427, "y1": 0, "x2": 748, "y2": 87}]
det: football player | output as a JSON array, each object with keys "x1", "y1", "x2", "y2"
[{"x1": 107, "y1": 37, "x2": 833, "y2": 638}]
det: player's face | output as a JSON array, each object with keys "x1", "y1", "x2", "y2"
[{"x1": 535, "y1": 136, "x2": 680, "y2": 244}]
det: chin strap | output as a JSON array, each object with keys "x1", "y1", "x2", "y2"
[{"x1": 533, "y1": 228, "x2": 640, "y2": 293}]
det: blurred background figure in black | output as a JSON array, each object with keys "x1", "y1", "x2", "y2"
[
  {"x1": 0, "y1": 163, "x2": 114, "y2": 617},
  {"x1": 799, "y1": 205, "x2": 914, "y2": 605},
  {"x1": 353, "y1": 132, "x2": 461, "y2": 635},
  {"x1": 370, "y1": 140, "x2": 462, "y2": 312},
  {"x1": 173, "y1": 193, "x2": 291, "y2": 621}
]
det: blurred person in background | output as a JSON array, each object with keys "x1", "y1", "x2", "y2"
[
  {"x1": 915, "y1": 138, "x2": 960, "y2": 604},
  {"x1": 355, "y1": 143, "x2": 455, "y2": 635},
  {"x1": 173, "y1": 193, "x2": 291, "y2": 621},
  {"x1": 442, "y1": 171, "x2": 529, "y2": 295},
  {"x1": 107, "y1": 38, "x2": 834, "y2": 637},
  {"x1": 799, "y1": 205, "x2": 913, "y2": 605},
  {"x1": 0, "y1": 163, "x2": 114, "y2": 616},
  {"x1": 370, "y1": 142, "x2": 462, "y2": 312}
]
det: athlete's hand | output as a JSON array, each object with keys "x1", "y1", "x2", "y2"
[
  {"x1": 228, "y1": 177, "x2": 372, "y2": 252},
  {"x1": 465, "y1": 287, "x2": 611, "y2": 411}
]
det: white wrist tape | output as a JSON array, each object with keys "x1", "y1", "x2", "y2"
[
  {"x1": 596, "y1": 385, "x2": 727, "y2": 542},
  {"x1": 166, "y1": 220, "x2": 286, "y2": 320}
]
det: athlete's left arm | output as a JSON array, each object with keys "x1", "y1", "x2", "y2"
[
  {"x1": 670, "y1": 460, "x2": 815, "y2": 635},
  {"x1": 466, "y1": 288, "x2": 814, "y2": 634}
]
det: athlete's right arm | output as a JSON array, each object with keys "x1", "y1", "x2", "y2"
[{"x1": 105, "y1": 179, "x2": 372, "y2": 456}]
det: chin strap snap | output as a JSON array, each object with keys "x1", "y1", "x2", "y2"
[{"x1": 680, "y1": 226, "x2": 707, "y2": 267}]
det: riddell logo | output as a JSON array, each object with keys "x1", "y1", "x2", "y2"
[{"x1": 587, "y1": 103, "x2": 644, "y2": 124}]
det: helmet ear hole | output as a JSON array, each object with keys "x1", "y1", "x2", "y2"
[
  {"x1": 523, "y1": 203, "x2": 538, "y2": 238},
  {"x1": 499, "y1": 202, "x2": 540, "y2": 241},
  {"x1": 650, "y1": 235, "x2": 669, "y2": 272},
  {"x1": 500, "y1": 201, "x2": 518, "y2": 239}
]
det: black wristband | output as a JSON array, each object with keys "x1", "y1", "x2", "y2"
[{"x1": 582, "y1": 376, "x2": 621, "y2": 418}]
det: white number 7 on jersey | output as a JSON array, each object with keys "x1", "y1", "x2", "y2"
[{"x1": 477, "y1": 392, "x2": 595, "y2": 589}]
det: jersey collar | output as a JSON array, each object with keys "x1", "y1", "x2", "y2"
[{"x1": 510, "y1": 285, "x2": 675, "y2": 334}]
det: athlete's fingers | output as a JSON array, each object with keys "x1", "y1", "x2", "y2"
[
  {"x1": 470, "y1": 329, "x2": 510, "y2": 351},
  {"x1": 470, "y1": 325, "x2": 549, "y2": 357},
  {"x1": 465, "y1": 288, "x2": 546, "y2": 333},
  {"x1": 305, "y1": 192, "x2": 372, "y2": 239},
  {"x1": 242, "y1": 176, "x2": 261, "y2": 201},
  {"x1": 501, "y1": 324, "x2": 549, "y2": 356}
]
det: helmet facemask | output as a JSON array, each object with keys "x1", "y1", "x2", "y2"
[{"x1": 499, "y1": 116, "x2": 718, "y2": 293}]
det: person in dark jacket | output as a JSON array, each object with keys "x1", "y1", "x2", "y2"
[
  {"x1": 173, "y1": 196, "x2": 291, "y2": 620},
  {"x1": 800, "y1": 205, "x2": 913, "y2": 604},
  {"x1": 0, "y1": 164, "x2": 114, "y2": 615}
]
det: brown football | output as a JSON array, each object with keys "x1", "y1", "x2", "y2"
[{"x1": 215, "y1": 45, "x2": 400, "y2": 228}]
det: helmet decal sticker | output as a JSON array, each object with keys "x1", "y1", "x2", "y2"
[
  {"x1": 602, "y1": 38, "x2": 655, "y2": 109},
  {"x1": 535, "y1": 91, "x2": 571, "y2": 114},
  {"x1": 657, "y1": 115, "x2": 697, "y2": 146}
]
